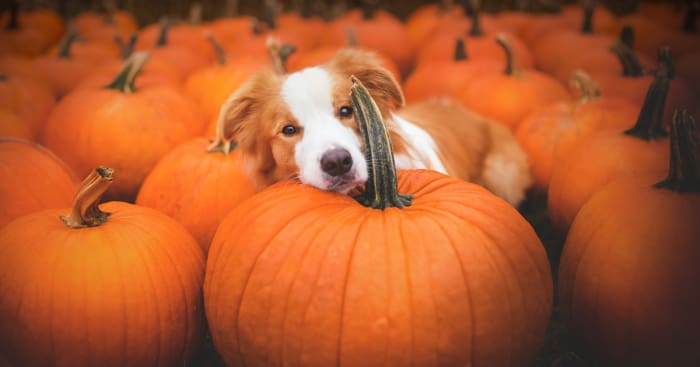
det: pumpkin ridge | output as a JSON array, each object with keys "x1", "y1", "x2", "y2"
[
  {"x1": 395, "y1": 214, "x2": 416, "y2": 364},
  {"x1": 335, "y1": 210, "x2": 372, "y2": 366},
  {"x1": 104, "y1": 228, "x2": 129, "y2": 365},
  {"x1": 268, "y1": 208, "x2": 339, "y2": 365},
  {"x1": 424, "y1": 212, "x2": 477, "y2": 365}
]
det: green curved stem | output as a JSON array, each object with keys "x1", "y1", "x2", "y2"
[
  {"x1": 61, "y1": 167, "x2": 113, "y2": 228},
  {"x1": 610, "y1": 41, "x2": 645, "y2": 77},
  {"x1": 105, "y1": 52, "x2": 150, "y2": 93},
  {"x1": 496, "y1": 33, "x2": 521, "y2": 77},
  {"x1": 624, "y1": 47, "x2": 674, "y2": 140},
  {"x1": 350, "y1": 76, "x2": 412, "y2": 210},
  {"x1": 654, "y1": 110, "x2": 700, "y2": 192}
]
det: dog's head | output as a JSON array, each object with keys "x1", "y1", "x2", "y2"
[{"x1": 218, "y1": 48, "x2": 405, "y2": 193}]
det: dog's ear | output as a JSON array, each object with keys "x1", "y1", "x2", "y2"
[
  {"x1": 216, "y1": 69, "x2": 279, "y2": 189},
  {"x1": 328, "y1": 48, "x2": 405, "y2": 110}
]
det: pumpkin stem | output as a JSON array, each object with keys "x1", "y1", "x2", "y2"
[
  {"x1": 266, "y1": 37, "x2": 296, "y2": 75},
  {"x1": 581, "y1": 0, "x2": 595, "y2": 34},
  {"x1": 105, "y1": 51, "x2": 150, "y2": 93},
  {"x1": 624, "y1": 47, "x2": 674, "y2": 140},
  {"x1": 224, "y1": 0, "x2": 239, "y2": 17},
  {"x1": 454, "y1": 37, "x2": 468, "y2": 61},
  {"x1": 682, "y1": 1, "x2": 699, "y2": 33},
  {"x1": 263, "y1": 0, "x2": 278, "y2": 29},
  {"x1": 570, "y1": 70, "x2": 601, "y2": 104},
  {"x1": 360, "y1": 0, "x2": 377, "y2": 20},
  {"x1": 495, "y1": 33, "x2": 521, "y2": 77},
  {"x1": 5, "y1": 0, "x2": 19, "y2": 30},
  {"x1": 57, "y1": 30, "x2": 79, "y2": 59},
  {"x1": 251, "y1": 17, "x2": 266, "y2": 35},
  {"x1": 60, "y1": 167, "x2": 114, "y2": 228},
  {"x1": 156, "y1": 17, "x2": 170, "y2": 47},
  {"x1": 350, "y1": 76, "x2": 413, "y2": 209},
  {"x1": 468, "y1": 0, "x2": 483, "y2": 36},
  {"x1": 460, "y1": 0, "x2": 474, "y2": 16},
  {"x1": 116, "y1": 33, "x2": 137, "y2": 59},
  {"x1": 345, "y1": 26, "x2": 359, "y2": 46},
  {"x1": 189, "y1": 2, "x2": 203, "y2": 25},
  {"x1": 654, "y1": 110, "x2": 700, "y2": 192},
  {"x1": 206, "y1": 32, "x2": 227, "y2": 65},
  {"x1": 610, "y1": 41, "x2": 645, "y2": 77},
  {"x1": 103, "y1": 0, "x2": 116, "y2": 25},
  {"x1": 618, "y1": 24, "x2": 635, "y2": 49}
]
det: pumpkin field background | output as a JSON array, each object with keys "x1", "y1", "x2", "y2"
[{"x1": 1, "y1": 0, "x2": 698, "y2": 366}]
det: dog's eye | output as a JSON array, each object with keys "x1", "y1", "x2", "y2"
[
  {"x1": 281, "y1": 124, "x2": 299, "y2": 136},
  {"x1": 339, "y1": 106, "x2": 353, "y2": 119}
]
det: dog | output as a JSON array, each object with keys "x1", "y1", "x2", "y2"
[{"x1": 217, "y1": 48, "x2": 533, "y2": 206}]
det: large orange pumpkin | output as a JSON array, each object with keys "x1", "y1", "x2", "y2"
[
  {"x1": 0, "y1": 137, "x2": 78, "y2": 228},
  {"x1": 204, "y1": 77, "x2": 553, "y2": 367},
  {"x1": 136, "y1": 114, "x2": 256, "y2": 254},
  {"x1": 557, "y1": 111, "x2": 700, "y2": 366},
  {"x1": 547, "y1": 48, "x2": 676, "y2": 235},
  {"x1": 0, "y1": 167, "x2": 205, "y2": 367},
  {"x1": 40, "y1": 52, "x2": 207, "y2": 202}
]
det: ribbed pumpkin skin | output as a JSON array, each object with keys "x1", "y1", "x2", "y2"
[
  {"x1": 40, "y1": 86, "x2": 206, "y2": 202},
  {"x1": 0, "y1": 201, "x2": 205, "y2": 367},
  {"x1": 205, "y1": 170, "x2": 553, "y2": 367},
  {"x1": 0, "y1": 138, "x2": 78, "y2": 228},
  {"x1": 558, "y1": 175, "x2": 700, "y2": 366},
  {"x1": 136, "y1": 138, "x2": 256, "y2": 253}
]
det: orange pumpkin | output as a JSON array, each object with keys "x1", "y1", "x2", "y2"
[
  {"x1": 184, "y1": 34, "x2": 267, "y2": 123},
  {"x1": 136, "y1": 110, "x2": 257, "y2": 254},
  {"x1": 32, "y1": 32, "x2": 99, "y2": 98},
  {"x1": 0, "y1": 137, "x2": 78, "y2": 228},
  {"x1": 458, "y1": 34, "x2": 571, "y2": 131},
  {"x1": 0, "y1": 4, "x2": 58, "y2": 57},
  {"x1": 0, "y1": 167, "x2": 205, "y2": 367},
  {"x1": 547, "y1": 48, "x2": 676, "y2": 235},
  {"x1": 558, "y1": 110, "x2": 700, "y2": 367},
  {"x1": 403, "y1": 37, "x2": 501, "y2": 104},
  {"x1": 0, "y1": 73, "x2": 56, "y2": 136},
  {"x1": 0, "y1": 108, "x2": 33, "y2": 140},
  {"x1": 40, "y1": 52, "x2": 207, "y2": 202},
  {"x1": 204, "y1": 77, "x2": 553, "y2": 367},
  {"x1": 515, "y1": 71, "x2": 639, "y2": 192},
  {"x1": 404, "y1": 0, "x2": 463, "y2": 49}
]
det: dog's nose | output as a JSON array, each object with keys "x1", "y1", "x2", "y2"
[{"x1": 321, "y1": 148, "x2": 353, "y2": 176}]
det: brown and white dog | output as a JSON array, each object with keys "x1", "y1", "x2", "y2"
[{"x1": 218, "y1": 49, "x2": 533, "y2": 206}]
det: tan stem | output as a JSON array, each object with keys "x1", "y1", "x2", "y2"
[
  {"x1": 189, "y1": 2, "x2": 203, "y2": 25},
  {"x1": 105, "y1": 51, "x2": 150, "y2": 93},
  {"x1": 205, "y1": 32, "x2": 227, "y2": 65},
  {"x1": 266, "y1": 37, "x2": 296, "y2": 75},
  {"x1": 60, "y1": 167, "x2": 114, "y2": 228},
  {"x1": 570, "y1": 70, "x2": 601, "y2": 104},
  {"x1": 495, "y1": 33, "x2": 521, "y2": 76}
]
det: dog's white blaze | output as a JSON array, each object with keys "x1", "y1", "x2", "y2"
[
  {"x1": 391, "y1": 113, "x2": 448, "y2": 174},
  {"x1": 281, "y1": 67, "x2": 368, "y2": 191}
]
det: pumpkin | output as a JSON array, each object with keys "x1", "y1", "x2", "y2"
[
  {"x1": 0, "y1": 3, "x2": 55, "y2": 57},
  {"x1": 676, "y1": 50, "x2": 700, "y2": 94},
  {"x1": 0, "y1": 73, "x2": 56, "y2": 137},
  {"x1": 515, "y1": 71, "x2": 639, "y2": 192},
  {"x1": 403, "y1": 37, "x2": 501, "y2": 104},
  {"x1": 318, "y1": 5, "x2": 414, "y2": 76},
  {"x1": 0, "y1": 167, "x2": 205, "y2": 366},
  {"x1": 557, "y1": 110, "x2": 700, "y2": 367},
  {"x1": 458, "y1": 33, "x2": 571, "y2": 131},
  {"x1": 40, "y1": 52, "x2": 207, "y2": 202},
  {"x1": 32, "y1": 32, "x2": 99, "y2": 98},
  {"x1": 547, "y1": 48, "x2": 675, "y2": 236},
  {"x1": 404, "y1": 0, "x2": 462, "y2": 49},
  {"x1": 184, "y1": 33, "x2": 266, "y2": 124},
  {"x1": 0, "y1": 137, "x2": 78, "y2": 228},
  {"x1": 414, "y1": 3, "x2": 533, "y2": 69},
  {"x1": 136, "y1": 108, "x2": 257, "y2": 254},
  {"x1": 204, "y1": 77, "x2": 553, "y2": 367},
  {"x1": 0, "y1": 108, "x2": 33, "y2": 140}
]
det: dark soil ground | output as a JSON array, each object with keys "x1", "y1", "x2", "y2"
[{"x1": 190, "y1": 190, "x2": 593, "y2": 367}]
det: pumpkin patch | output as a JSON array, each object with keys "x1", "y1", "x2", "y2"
[{"x1": 1, "y1": 1, "x2": 698, "y2": 366}]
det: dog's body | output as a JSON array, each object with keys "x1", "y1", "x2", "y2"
[{"x1": 219, "y1": 49, "x2": 532, "y2": 206}]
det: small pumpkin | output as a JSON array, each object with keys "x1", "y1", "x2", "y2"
[
  {"x1": 0, "y1": 167, "x2": 205, "y2": 367},
  {"x1": 557, "y1": 110, "x2": 700, "y2": 367},
  {"x1": 136, "y1": 104, "x2": 257, "y2": 254},
  {"x1": 204, "y1": 76, "x2": 553, "y2": 367},
  {"x1": 32, "y1": 32, "x2": 99, "y2": 98},
  {"x1": 0, "y1": 137, "x2": 78, "y2": 228},
  {"x1": 40, "y1": 52, "x2": 207, "y2": 202},
  {"x1": 0, "y1": 73, "x2": 56, "y2": 137},
  {"x1": 458, "y1": 33, "x2": 571, "y2": 131},
  {"x1": 515, "y1": 71, "x2": 639, "y2": 192}
]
